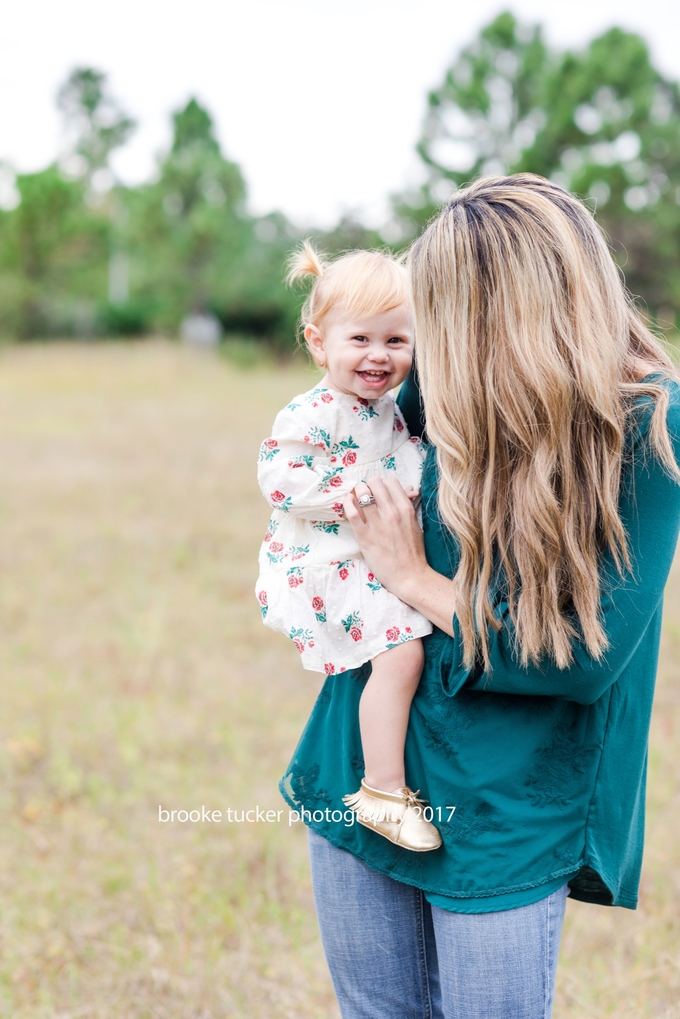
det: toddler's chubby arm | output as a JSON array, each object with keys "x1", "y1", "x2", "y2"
[{"x1": 257, "y1": 404, "x2": 353, "y2": 521}]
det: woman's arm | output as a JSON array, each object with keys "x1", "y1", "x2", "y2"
[
  {"x1": 464, "y1": 418, "x2": 680, "y2": 704},
  {"x1": 345, "y1": 392, "x2": 680, "y2": 706}
]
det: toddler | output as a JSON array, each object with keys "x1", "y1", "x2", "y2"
[{"x1": 255, "y1": 242, "x2": 441, "y2": 852}]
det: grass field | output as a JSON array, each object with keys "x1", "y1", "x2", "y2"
[{"x1": 0, "y1": 340, "x2": 679, "y2": 1019}]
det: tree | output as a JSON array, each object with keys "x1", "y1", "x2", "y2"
[
  {"x1": 0, "y1": 68, "x2": 136, "y2": 337},
  {"x1": 392, "y1": 13, "x2": 680, "y2": 321},
  {"x1": 523, "y1": 28, "x2": 680, "y2": 317},
  {"x1": 125, "y1": 98, "x2": 253, "y2": 330},
  {"x1": 391, "y1": 13, "x2": 551, "y2": 236},
  {"x1": 0, "y1": 168, "x2": 109, "y2": 337},
  {"x1": 57, "y1": 68, "x2": 136, "y2": 185},
  {"x1": 421, "y1": 14, "x2": 549, "y2": 191},
  {"x1": 171, "y1": 99, "x2": 220, "y2": 155}
]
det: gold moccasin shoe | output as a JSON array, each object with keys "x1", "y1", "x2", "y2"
[{"x1": 343, "y1": 780, "x2": 442, "y2": 852}]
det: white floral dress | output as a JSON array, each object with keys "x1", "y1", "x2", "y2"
[{"x1": 255, "y1": 385, "x2": 433, "y2": 674}]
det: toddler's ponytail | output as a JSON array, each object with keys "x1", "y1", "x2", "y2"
[
  {"x1": 286, "y1": 239, "x2": 328, "y2": 287},
  {"x1": 285, "y1": 239, "x2": 409, "y2": 340}
]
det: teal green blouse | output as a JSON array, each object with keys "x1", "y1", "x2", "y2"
[{"x1": 279, "y1": 373, "x2": 680, "y2": 912}]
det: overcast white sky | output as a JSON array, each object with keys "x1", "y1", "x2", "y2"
[{"x1": 1, "y1": 0, "x2": 678, "y2": 226}]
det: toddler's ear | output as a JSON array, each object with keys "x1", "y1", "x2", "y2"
[{"x1": 304, "y1": 323, "x2": 326, "y2": 367}]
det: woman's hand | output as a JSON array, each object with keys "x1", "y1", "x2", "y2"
[
  {"x1": 344, "y1": 477, "x2": 428, "y2": 602},
  {"x1": 345, "y1": 477, "x2": 457, "y2": 634}
]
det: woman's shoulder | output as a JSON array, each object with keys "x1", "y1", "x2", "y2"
[
  {"x1": 628, "y1": 374, "x2": 680, "y2": 452},
  {"x1": 662, "y1": 378, "x2": 680, "y2": 464},
  {"x1": 664, "y1": 376, "x2": 680, "y2": 429}
]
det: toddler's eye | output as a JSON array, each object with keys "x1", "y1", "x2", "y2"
[
  {"x1": 351, "y1": 335, "x2": 369, "y2": 343},
  {"x1": 388, "y1": 336, "x2": 406, "y2": 344}
]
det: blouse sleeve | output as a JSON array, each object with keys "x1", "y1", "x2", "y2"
[
  {"x1": 446, "y1": 389, "x2": 680, "y2": 706},
  {"x1": 257, "y1": 402, "x2": 352, "y2": 521}
]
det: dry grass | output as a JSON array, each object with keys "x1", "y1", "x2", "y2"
[
  {"x1": 0, "y1": 339, "x2": 678, "y2": 1018},
  {"x1": 0, "y1": 341, "x2": 335, "y2": 1018}
]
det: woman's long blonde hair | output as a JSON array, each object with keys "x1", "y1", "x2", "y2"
[{"x1": 410, "y1": 173, "x2": 680, "y2": 670}]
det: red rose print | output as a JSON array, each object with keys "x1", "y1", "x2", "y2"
[
  {"x1": 386, "y1": 627, "x2": 400, "y2": 642},
  {"x1": 329, "y1": 475, "x2": 342, "y2": 488},
  {"x1": 311, "y1": 401, "x2": 319, "y2": 407},
  {"x1": 308, "y1": 641, "x2": 315, "y2": 648},
  {"x1": 339, "y1": 568, "x2": 349, "y2": 580},
  {"x1": 257, "y1": 590, "x2": 267, "y2": 606},
  {"x1": 264, "y1": 530, "x2": 272, "y2": 542},
  {"x1": 342, "y1": 451, "x2": 357, "y2": 466},
  {"x1": 405, "y1": 626, "x2": 412, "y2": 633},
  {"x1": 333, "y1": 502, "x2": 345, "y2": 516},
  {"x1": 324, "y1": 663, "x2": 335, "y2": 674},
  {"x1": 357, "y1": 397, "x2": 369, "y2": 406},
  {"x1": 290, "y1": 461, "x2": 304, "y2": 468},
  {"x1": 321, "y1": 392, "x2": 333, "y2": 403},
  {"x1": 352, "y1": 406, "x2": 358, "y2": 412},
  {"x1": 394, "y1": 417, "x2": 404, "y2": 432},
  {"x1": 293, "y1": 639, "x2": 304, "y2": 654},
  {"x1": 303, "y1": 435, "x2": 310, "y2": 442},
  {"x1": 269, "y1": 542, "x2": 284, "y2": 552},
  {"x1": 264, "y1": 438, "x2": 278, "y2": 448},
  {"x1": 271, "y1": 490, "x2": 286, "y2": 503},
  {"x1": 340, "y1": 667, "x2": 346, "y2": 672},
  {"x1": 288, "y1": 575, "x2": 303, "y2": 588},
  {"x1": 312, "y1": 597, "x2": 324, "y2": 611},
  {"x1": 349, "y1": 626, "x2": 363, "y2": 642},
  {"x1": 331, "y1": 456, "x2": 337, "y2": 463},
  {"x1": 367, "y1": 572, "x2": 375, "y2": 582}
]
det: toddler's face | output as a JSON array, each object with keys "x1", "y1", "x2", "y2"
[{"x1": 304, "y1": 303, "x2": 414, "y2": 400}]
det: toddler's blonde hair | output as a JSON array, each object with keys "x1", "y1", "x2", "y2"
[{"x1": 287, "y1": 240, "x2": 409, "y2": 334}]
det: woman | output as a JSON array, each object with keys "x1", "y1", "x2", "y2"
[{"x1": 279, "y1": 174, "x2": 680, "y2": 1019}]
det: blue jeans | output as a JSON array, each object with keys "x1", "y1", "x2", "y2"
[{"x1": 308, "y1": 829, "x2": 568, "y2": 1019}]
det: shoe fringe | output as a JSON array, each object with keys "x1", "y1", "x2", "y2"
[{"x1": 342, "y1": 788, "x2": 403, "y2": 823}]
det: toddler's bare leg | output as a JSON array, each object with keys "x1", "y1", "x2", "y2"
[{"x1": 359, "y1": 638, "x2": 424, "y2": 793}]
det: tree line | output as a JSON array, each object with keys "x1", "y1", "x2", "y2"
[{"x1": 1, "y1": 12, "x2": 679, "y2": 345}]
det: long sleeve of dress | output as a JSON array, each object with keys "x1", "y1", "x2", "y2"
[
  {"x1": 257, "y1": 403, "x2": 352, "y2": 521},
  {"x1": 436, "y1": 386, "x2": 680, "y2": 706}
]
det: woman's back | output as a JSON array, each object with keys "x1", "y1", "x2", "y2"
[{"x1": 283, "y1": 371, "x2": 680, "y2": 909}]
